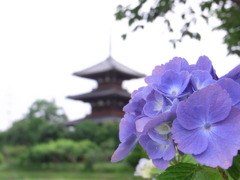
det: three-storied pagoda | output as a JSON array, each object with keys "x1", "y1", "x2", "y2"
[{"x1": 66, "y1": 56, "x2": 145, "y2": 126}]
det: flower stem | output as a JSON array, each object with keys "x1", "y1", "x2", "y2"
[{"x1": 217, "y1": 167, "x2": 229, "y2": 180}]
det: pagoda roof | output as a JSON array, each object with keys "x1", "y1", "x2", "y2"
[
  {"x1": 67, "y1": 88, "x2": 130, "y2": 101},
  {"x1": 73, "y1": 56, "x2": 145, "y2": 79}
]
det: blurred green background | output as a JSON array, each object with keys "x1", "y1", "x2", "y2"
[{"x1": 0, "y1": 99, "x2": 146, "y2": 180}]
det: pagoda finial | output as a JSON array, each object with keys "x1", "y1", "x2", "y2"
[{"x1": 109, "y1": 32, "x2": 112, "y2": 57}]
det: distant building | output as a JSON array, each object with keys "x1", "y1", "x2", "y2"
[{"x1": 66, "y1": 56, "x2": 145, "y2": 126}]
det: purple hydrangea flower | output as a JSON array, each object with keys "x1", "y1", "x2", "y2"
[
  {"x1": 217, "y1": 78, "x2": 240, "y2": 108},
  {"x1": 221, "y1": 64, "x2": 240, "y2": 84},
  {"x1": 143, "y1": 90, "x2": 174, "y2": 117},
  {"x1": 111, "y1": 87, "x2": 146, "y2": 162},
  {"x1": 172, "y1": 84, "x2": 240, "y2": 169},
  {"x1": 112, "y1": 55, "x2": 240, "y2": 171},
  {"x1": 137, "y1": 112, "x2": 176, "y2": 170},
  {"x1": 152, "y1": 70, "x2": 191, "y2": 98},
  {"x1": 111, "y1": 113, "x2": 139, "y2": 162},
  {"x1": 151, "y1": 57, "x2": 189, "y2": 76},
  {"x1": 123, "y1": 87, "x2": 146, "y2": 117},
  {"x1": 191, "y1": 70, "x2": 216, "y2": 91},
  {"x1": 190, "y1": 56, "x2": 218, "y2": 79}
]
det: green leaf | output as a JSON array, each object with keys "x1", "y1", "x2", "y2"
[
  {"x1": 194, "y1": 33, "x2": 201, "y2": 40},
  {"x1": 156, "y1": 163, "x2": 199, "y2": 180},
  {"x1": 181, "y1": 14, "x2": 186, "y2": 19},
  {"x1": 227, "y1": 154, "x2": 240, "y2": 180},
  {"x1": 128, "y1": 18, "x2": 135, "y2": 26},
  {"x1": 115, "y1": 10, "x2": 126, "y2": 20},
  {"x1": 181, "y1": 154, "x2": 197, "y2": 164},
  {"x1": 132, "y1": 25, "x2": 144, "y2": 32},
  {"x1": 156, "y1": 163, "x2": 225, "y2": 180},
  {"x1": 121, "y1": 34, "x2": 127, "y2": 40},
  {"x1": 201, "y1": 14, "x2": 209, "y2": 23},
  {"x1": 195, "y1": 169, "x2": 222, "y2": 180}
]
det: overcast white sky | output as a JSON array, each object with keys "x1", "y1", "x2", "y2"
[{"x1": 0, "y1": 0, "x2": 239, "y2": 131}]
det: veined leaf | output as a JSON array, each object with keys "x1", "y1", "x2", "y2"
[{"x1": 156, "y1": 163, "x2": 225, "y2": 180}]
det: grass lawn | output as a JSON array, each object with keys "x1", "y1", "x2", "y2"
[
  {"x1": 0, "y1": 170, "x2": 143, "y2": 180},
  {"x1": 0, "y1": 162, "x2": 144, "y2": 180}
]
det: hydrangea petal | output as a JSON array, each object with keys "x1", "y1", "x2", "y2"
[
  {"x1": 123, "y1": 92, "x2": 145, "y2": 116},
  {"x1": 164, "y1": 57, "x2": 189, "y2": 72},
  {"x1": 221, "y1": 64, "x2": 240, "y2": 84},
  {"x1": 142, "y1": 85, "x2": 154, "y2": 100},
  {"x1": 143, "y1": 101, "x2": 161, "y2": 117},
  {"x1": 162, "y1": 141, "x2": 176, "y2": 161},
  {"x1": 111, "y1": 134, "x2": 138, "y2": 162},
  {"x1": 152, "y1": 159, "x2": 169, "y2": 170},
  {"x1": 119, "y1": 114, "x2": 136, "y2": 142},
  {"x1": 204, "y1": 85, "x2": 232, "y2": 124},
  {"x1": 196, "y1": 56, "x2": 213, "y2": 72},
  {"x1": 196, "y1": 56, "x2": 217, "y2": 79},
  {"x1": 139, "y1": 135, "x2": 151, "y2": 148},
  {"x1": 143, "y1": 92, "x2": 164, "y2": 117},
  {"x1": 152, "y1": 65, "x2": 165, "y2": 76},
  {"x1": 145, "y1": 75, "x2": 161, "y2": 85},
  {"x1": 148, "y1": 129, "x2": 169, "y2": 145},
  {"x1": 177, "y1": 101, "x2": 207, "y2": 130},
  {"x1": 177, "y1": 84, "x2": 232, "y2": 130},
  {"x1": 143, "y1": 112, "x2": 176, "y2": 132},
  {"x1": 194, "y1": 107, "x2": 240, "y2": 169},
  {"x1": 235, "y1": 102, "x2": 240, "y2": 109},
  {"x1": 131, "y1": 87, "x2": 144, "y2": 98},
  {"x1": 136, "y1": 117, "x2": 152, "y2": 133},
  {"x1": 191, "y1": 70, "x2": 215, "y2": 90},
  {"x1": 156, "y1": 70, "x2": 190, "y2": 97},
  {"x1": 146, "y1": 139, "x2": 169, "y2": 159},
  {"x1": 151, "y1": 57, "x2": 189, "y2": 76},
  {"x1": 172, "y1": 120, "x2": 209, "y2": 155},
  {"x1": 169, "y1": 98, "x2": 179, "y2": 113},
  {"x1": 217, "y1": 78, "x2": 240, "y2": 106}
]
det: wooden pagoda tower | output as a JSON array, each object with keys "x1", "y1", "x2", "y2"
[{"x1": 66, "y1": 56, "x2": 145, "y2": 126}]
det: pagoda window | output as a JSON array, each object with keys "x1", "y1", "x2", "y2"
[
  {"x1": 97, "y1": 100, "x2": 104, "y2": 107},
  {"x1": 118, "y1": 101, "x2": 124, "y2": 107},
  {"x1": 112, "y1": 76, "x2": 117, "y2": 83},
  {"x1": 97, "y1": 78, "x2": 103, "y2": 84},
  {"x1": 105, "y1": 76, "x2": 111, "y2": 83},
  {"x1": 91, "y1": 102, "x2": 96, "y2": 107},
  {"x1": 112, "y1": 99, "x2": 117, "y2": 107},
  {"x1": 116, "y1": 79, "x2": 122, "y2": 85},
  {"x1": 106, "y1": 99, "x2": 111, "y2": 106}
]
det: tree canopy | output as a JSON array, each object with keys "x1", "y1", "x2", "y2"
[
  {"x1": 0, "y1": 100, "x2": 68, "y2": 145},
  {"x1": 115, "y1": 0, "x2": 240, "y2": 57},
  {"x1": 25, "y1": 99, "x2": 67, "y2": 123}
]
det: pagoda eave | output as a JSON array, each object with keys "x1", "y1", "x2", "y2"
[
  {"x1": 73, "y1": 56, "x2": 145, "y2": 80},
  {"x1": 73, "y1": 70, "x2": 145, "y2": 81},
  {"x1": 67, "y1": 89, "x2": 130, "y2": 101}
]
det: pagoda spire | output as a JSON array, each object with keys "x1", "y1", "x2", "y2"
[
  {"x1": 108, "y1": 29, "x2": 112, "y2": 57},
  {"x1": 109, "y1": 34, "x2": 112, "y2": 57}
]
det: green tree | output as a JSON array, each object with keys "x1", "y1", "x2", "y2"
[
  {"x1": 26, "y1": 99, "x2": 67, "y2": 123},
  {"x1": 0, "y1": 99, "x2": 68, "y2": 145},
  {"x1": 1, "y1": 118, "x2": 45, "y2": 145},
  {"x1": 116, "y1": 0, "x2": 240, "y2": 56}
]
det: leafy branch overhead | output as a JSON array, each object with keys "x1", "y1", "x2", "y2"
[{"x1": 115, "y1": 0, "x2": 240, "y2": 57}]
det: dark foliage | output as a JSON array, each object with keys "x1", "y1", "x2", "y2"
[{"x1": 115, "y1": 0, "x2": 240, "y2": 56}]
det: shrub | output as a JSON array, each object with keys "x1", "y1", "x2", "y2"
[
  {"x1": 0, "y1": 145, "x2": 27, "y2": 164},
  {"x1": 0, "y1": 153, "x2": 3, "y2": 164},
  {"x1": 21, "y1": 139, "x2": 101, "y2": 170}
]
